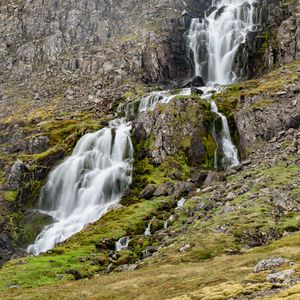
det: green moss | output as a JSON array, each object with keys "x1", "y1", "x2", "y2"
[
  {"x1": 114, "y1": 250, "x2": 137, "y2": 266},
  {"x1": 280, "y1": 213, "x2": 300, "y2": 233},
  {"x1": 202, "y1": 134, "x2": 217, "y2": 167},
  {"x1": 4, "y1": 190, "x2": 19, "y2": 202},
  {"x1": 257, "y1": 30, "x2": 278, "y2": 56},
  {"x1": 22, "y1": 211, "x2": 54, "y2": 246},
  {"x1": 250, "y1": 99, "x2": 274, "y2": 110}
]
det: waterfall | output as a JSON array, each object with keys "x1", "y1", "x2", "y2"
[
  {"x1": 27, "y1": 1, "x2": 261, "y2": 256},
  {"x1": 187, "y1": 0, "x2": 260, "y2": 84},
  {"x1": 144, "y1": 217, "x2": 155, "y2": 237},
  {"x1": 144, "y1": 223, "x2": 152, "y2": 237},
  {"x1": 211, "y1": 100, "x2": 239, "y2": 169},
  {"x1": 27, "y1": 119, "x2": 133, "y2": 255},
  {"x1": 177, "y1": 198, "x2": 186, "y2": 209}
]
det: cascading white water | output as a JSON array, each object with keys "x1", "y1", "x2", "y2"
[
  {"x1": 118, "y1": 89, "x2": 192, "y2": 118},
  {"x1": 144, "y1": 222, "x2": 152, "y2": 237},
  {"x1": 177, "y1": 198, "x2": 186, "y2": 209},
  {"x1": 115, "y1": 237, "x2": 130, "y2": 252},
  {"x1": 27, "y1": 119, "x2": 133, "y2": 255},
  {"x1": 144, "y1": 217, "x2": 155, "y2": 237},
  {"x1": 211, "y1": 100, "x2": 239, "y2": 169},
  {"x1": 187, "y1": 0, "x2": 260, "y2": 84}
]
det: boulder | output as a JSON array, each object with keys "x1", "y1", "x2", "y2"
[
  {"x1": 25, "y1": 136, "x2": 50, "y2": 154},
  {"x1": 7, "y1": 160, "x2": 28, "y2": 189},
  {"x1": 95, "y1": 238, "x2": 115, "y2": 251},
  {"x1": 139, "y1": 185, "x2": 157, "y2": 200},
  {"x1": 173, "y1": 182, "x2": 195, "y2": 196},
  {"x1": 253, "y1": 257, "x2": 289, "y2": 273},
  {"x1": 179, "y1": 243, "x2": 191, "y2": 252},
  {"x1": 141, "y1": 246, "x2": 158, "y2": 259},
  {"x1": 153, "y1": 183, "x2": 174, "y2": 197},
  {"x1": 266, "y1": 269, "x2": 295, "y2": 283},
  {"x1": 181, "y1": 76, "x2": 205, "y2": 88},
  {"x1": 190, "y1": 87, "x2": 204, "y2": 95},
  {"x1": 190, "y1": 171, "x2": 208, "y2": 185},
  {"x1": 273, "y1": 192, "x2": 300, "y2": 212}
]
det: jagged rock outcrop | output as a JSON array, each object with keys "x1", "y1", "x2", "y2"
[
  {"x1": 236, "y1": 0, "x2": 299, "y2": 79},
  {"x1": 235, "y1": 71, "x2": 300, "y2": 150},
  {"x1": 133, "y1": 96, "x2": 215, "y2": 166},
  {"x1": 277, "y1": 10, "x2": 300, "y2": 64},
  {"x1": 0, "y1": 0, "x2": 210, "y2": 89},
  {"x1": 7, "y1": 160, "x2": 28, "y2": 190}
]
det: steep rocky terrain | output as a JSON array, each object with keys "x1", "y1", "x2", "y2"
[{"x1": 0, "y1": 0, "x2": 299, "y2": 299}]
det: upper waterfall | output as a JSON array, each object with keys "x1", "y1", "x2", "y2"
[
  {"x1": 187, "y1": 0, "x2": 260, "y2": 84},
  {"x1": 27, "y1": 119, "x2": 133, "y2": 255}
]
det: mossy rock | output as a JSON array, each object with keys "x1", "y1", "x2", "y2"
[{"x1": 22, "y1": 210, "x2": 55, "y2": 246}]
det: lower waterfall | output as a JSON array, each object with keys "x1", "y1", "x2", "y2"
[{"x1": 27, "y1": 119, "x2": 133, "y2": 255}]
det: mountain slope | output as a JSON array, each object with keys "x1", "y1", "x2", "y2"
[{"x1": 0, "y1": 61, "x2": 299, "y2": 299}]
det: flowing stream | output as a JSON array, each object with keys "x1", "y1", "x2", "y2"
[{"x1": 28, "y1": 119, "x2": 133, "y2": 255}]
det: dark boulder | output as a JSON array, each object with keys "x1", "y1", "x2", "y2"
[
  {"x1": 190, "y1": 87, "x2": 204, "y2": 95},
  {"x1": 7, "y1": 160, "x2": 28, "y2": 190},
  {"x1": 140, "y1": 185, "x2": 157, "y2": 200},
  {"x1": 181, "y1": 76, "x2": 205, "y2": 88},
  {"x1": 190, "y1": 171, "x2": 208, "y2": 185}
]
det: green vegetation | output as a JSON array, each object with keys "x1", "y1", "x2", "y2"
[
  {"x1": 250, "y1": 98, "x2": 274, "y2": 110},
  {"x1": 0, "y1": 157, "x2": 299, "y2": 299},
  {"x1": 4, "y1": 190, "x2": 19, "y2": 202},
  {"x1": 0, "y1": 196, "x2": 172, "y2": 291}
]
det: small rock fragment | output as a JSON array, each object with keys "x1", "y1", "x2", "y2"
[{"x1": 179, "y1": 243, "x2": 191, "y2": 252}]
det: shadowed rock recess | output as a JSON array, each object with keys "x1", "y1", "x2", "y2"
[{"x1": 0, "y1": 0, "x2": 300, "y2": 299}]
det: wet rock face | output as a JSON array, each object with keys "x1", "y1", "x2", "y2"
[
  {"x1": 0, "y1": 232, "x2": 13, "y2": 265},
  {"x1": 234, "y1": 0, "x2": 297, "y2": 79}
]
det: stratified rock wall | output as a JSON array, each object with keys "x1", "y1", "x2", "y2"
[
  {"x1": 0, "y1": 0, "x2": 210, "y2": 84},
  {"x1": 277, "y1": 10, "x2": 300, "y2": 64}
]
